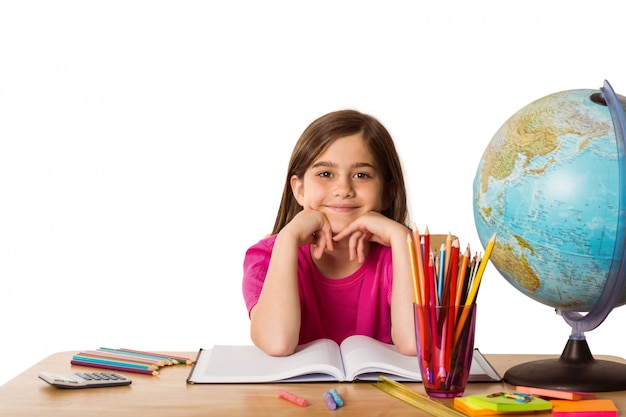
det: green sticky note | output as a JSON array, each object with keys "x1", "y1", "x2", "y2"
[{"x1": 465, "y1": 393, "x2": 553, "y2": 412}]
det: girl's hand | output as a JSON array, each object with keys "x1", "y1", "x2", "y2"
[
  {"x1": 280, "y1": 209, "x2": 334, "y2": 259},
  {"x1": 332, "y1": 212, "x2": 408, "y2": 263}
]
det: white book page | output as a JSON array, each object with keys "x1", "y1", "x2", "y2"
[
  {"x1": 339, "y1": 335, "x2": 422, "y2": 381},
  {"x1": 188, "y1": 338, "x2": 346, "y2": 383}
]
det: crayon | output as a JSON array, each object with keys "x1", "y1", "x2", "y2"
[{"x1": 278, "y1": 390, "x2": 307, "y2": 407}]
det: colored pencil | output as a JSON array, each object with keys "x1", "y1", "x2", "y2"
[
  {"x1": 119, "y1": 348, "x2": 193, "y2": 365},
  {"x1": 97, "y1": 348, "x2": 174, "y2": 365},
  {"x1": 72, "y1": 355, "x2": 158, "y2": 371},
  {"x1": 71, "y1": 359, "x2": 159, "y2": 376},
  {"x1": 422, "y1": 226, "x2": 430, "y2": 284},
  {"x1": 427, "y1": 254, "x2": 437, "y2": 307},
  {"x1": 444, "y1": 232, "x2": 453, "y2": 280},
  {"x1": 437, "y1": 242, "x2": 445, "y2": 304},
  {"x1": 411, "y1": 226, "x2": 428, "y2": 305},
  {"x1": 407, "y1": 233, "x2": 421, "y2": 305},
  {"x1": 454, "y1": 245, "x2": 470, "y2": 307},
  {"x1": 454, "y1": 233, "x2": 496, "y2": 344},
  {"x1": 464, "y1": 233, "x2": 495, "y2": 306},
  {"x1": 78, "y1": 351, "x2": 164, "y2": 366}
]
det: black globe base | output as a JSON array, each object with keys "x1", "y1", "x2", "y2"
[{"x1": 504, "y1": 338, "x2": 626, "y2": 392}]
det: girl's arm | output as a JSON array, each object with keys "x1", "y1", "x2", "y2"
[
  {"x1": 333, "y1": 213, "x2": 417, "y2": 355},
  {"x1": 249, "y1": 209, "x2": 333, "y2": 356},
  {"x1": 249, "y1": 229, "x2": 301, "y2": 356},
  {"x1": 388, "y1": 228, "x2": 418, "y2": 355}
]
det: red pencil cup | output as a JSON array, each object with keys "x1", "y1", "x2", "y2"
[{"x1": 414, "y1": 303, "x2": 477, "y2": 398}]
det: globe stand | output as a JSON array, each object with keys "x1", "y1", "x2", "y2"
[{"x1": 504, "y1": 337, "x2": 626, "y2": 392}]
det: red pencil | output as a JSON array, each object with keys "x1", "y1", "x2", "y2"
[{"x1": 444, "y1": 239, "x2": 460, "y2": 372}]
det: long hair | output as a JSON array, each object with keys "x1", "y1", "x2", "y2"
[{"x1": 271, "y1": 109, "x2": 409, "y2": 234}]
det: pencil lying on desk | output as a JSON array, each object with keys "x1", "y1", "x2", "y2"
[
  {"x1": 71, "y1": 358, "x2": 159, "y2": 376},
  {"x1": 72, "y1": 355, "x2": 159, "y2": 371},
  {"x1": 118, "y1": 348, "x2": 193, "y2": 365},
  {"x1": 71, "y1": 348, "x2": 192, "y2": 376},
  {"x1": 98, "y1": 348, "x2": 192, "y2": 365},
  {"x1": 78, "y1": 351, "x2": 165, "y2": 367}
]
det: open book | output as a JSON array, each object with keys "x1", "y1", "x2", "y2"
[{"x1": 186, "y1": 335, "x2": 502, "y2": 383}]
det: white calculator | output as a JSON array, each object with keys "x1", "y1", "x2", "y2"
[{"x1": 39, "y1": 371, "x2": 132, "y2": 388}]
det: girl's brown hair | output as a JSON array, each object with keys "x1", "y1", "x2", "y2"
[{"x1": 271, "y1": 109, "x2": 409, "y2": 234}]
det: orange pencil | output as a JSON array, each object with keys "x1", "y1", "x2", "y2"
[
  {"x1": 454, "y1": 245, "x2": 470, "y2": 307},
  {"x1": 408, "y1": 230, "x2": 429, "y2": 365}
]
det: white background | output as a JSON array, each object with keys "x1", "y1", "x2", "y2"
[{"x1": 1, "y1": 0, "x2": 626, "y2": 385}]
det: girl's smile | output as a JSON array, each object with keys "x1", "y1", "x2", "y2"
[{"x1": 323, "y1": 203, "x2": 360, "y2": 212}]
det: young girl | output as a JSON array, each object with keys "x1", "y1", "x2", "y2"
[{"x1": 242, "y1": 109, "x2": 417, "y2": 357}]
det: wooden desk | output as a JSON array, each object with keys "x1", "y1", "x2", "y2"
[{"x1": 1, "y1": 351, "x2": 625, "y2": 416}]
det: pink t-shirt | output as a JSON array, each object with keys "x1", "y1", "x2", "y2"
[{"x1": 242, "y1": 234, "x2": 393, "y2": 346}]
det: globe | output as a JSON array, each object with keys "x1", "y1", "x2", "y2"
[{"x1": 473, "y1": 80, "x2": 626, "y2": 391}]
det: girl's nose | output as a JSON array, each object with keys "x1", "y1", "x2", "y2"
[{"x1": 333, "y1": 176, "x2": 355, "y2": 198}]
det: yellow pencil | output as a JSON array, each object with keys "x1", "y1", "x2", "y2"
[
  {"x1": 411, "y1": 225, "x2": 427, "y2": 305},
  {"x1": 407, "y1": 233, "x2": 421, "y2": 304},
  {"x1": 464, "y1": 233, "x2": 496, "y2": 306}
]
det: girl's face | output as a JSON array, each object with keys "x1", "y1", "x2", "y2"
[{"x1": 291, "y1": 133, "x2": 385, "y2": 234}]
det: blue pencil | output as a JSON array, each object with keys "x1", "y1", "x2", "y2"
[
  {"x1": 72, "y1": 355, "x2": 155, "y2": 370},
  {"x1": 437, "y1": 242, "x2": 445, "y2": 305}
]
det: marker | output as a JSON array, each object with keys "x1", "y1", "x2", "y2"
[
  {"x1": 277, "y1": 390, "x2": 307, "y2": 407},
  {"x1": 324, "y1": 391, "x2": 337, "y2": 410}
]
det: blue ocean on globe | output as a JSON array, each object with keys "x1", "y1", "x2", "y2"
[{"x1": 473, "y1": 88, "x2": 626, "y2": 312}]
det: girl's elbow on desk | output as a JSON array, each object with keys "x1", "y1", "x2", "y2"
[{"x1": 250, "y1": 329, "x2": 299, "y2": 357}]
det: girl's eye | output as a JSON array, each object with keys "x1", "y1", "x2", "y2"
[
  {"x1": 317, "y1": 171, "x2": 332, "y2": 178},
  {"x1": 355, "y1": 172, "x2": 371, "y2": 179}
]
